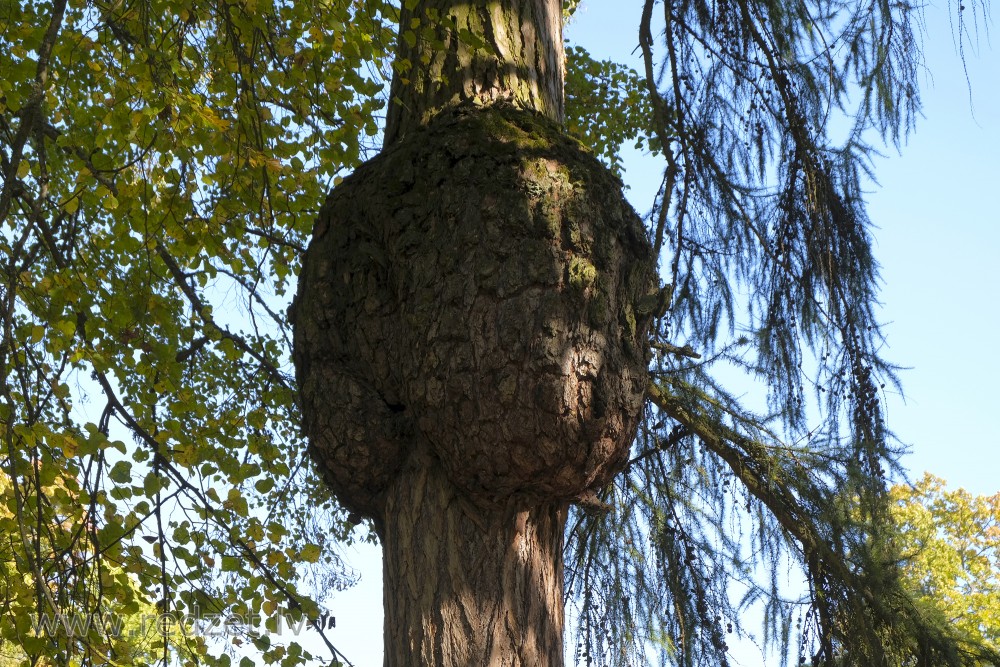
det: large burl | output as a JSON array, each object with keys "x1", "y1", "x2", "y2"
[{"x1": 292, "y1": 106, "x2": 657, "y2": 524}]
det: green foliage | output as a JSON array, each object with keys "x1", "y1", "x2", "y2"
[
  {"x1": 565, "y1": 46, "x2": 657, "y2": 176},
  {"x1": 891, "y1": 474, "x2": 1000, "y2": 657},
  {"x1": 0, "y1": 469, "x2": 196, "y2": 666},
  {"x1": 1, "y1": 0, "x2": 389, "y2": 663}
]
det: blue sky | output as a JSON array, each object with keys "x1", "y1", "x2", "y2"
[
  {"x1": 864, "y1": 5, "x2": 999, "y2": 498},
  {"x1": 322, "y1": 2, "x2": 999, "y2": 664}
]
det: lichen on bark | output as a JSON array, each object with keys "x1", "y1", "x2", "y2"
[{"x1": 293, "y1": 105, "x2": 656, "y2": 522}]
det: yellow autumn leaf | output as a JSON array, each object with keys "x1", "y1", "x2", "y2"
[
  {"x1": 300, "y1": 544, "x2": 321, "y2": 563},
  {"x1": 61, "y1": 435, "x2": 78, "y2": 457}
]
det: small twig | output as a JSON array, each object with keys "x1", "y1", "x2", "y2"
[{"x1": 651, "y1": 341, "x2": 702, "y2": 359}]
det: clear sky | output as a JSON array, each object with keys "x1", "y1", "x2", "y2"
[{"x1": 318, "y1": 2, "x2": 999, "y2": 664}]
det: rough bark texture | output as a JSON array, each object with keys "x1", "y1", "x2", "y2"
[
  {"x1": 294, "y1": 102, "x2": 655, "y2": 666},
  {"x1": 381, "y1": 443, "x2": 567, "y2": 666},
  {"x1": 384, "y1": 0, "x2": 564, "y2": 145},
  {"x1": 293, "y1": 106, "x2": 656, "y2": 522},
  {"x1": 292, "y1": 5, "x2": 656, "y2": 665}
]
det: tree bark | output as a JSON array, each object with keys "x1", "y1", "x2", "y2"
[
  {"x1": 295, "y1": 105, "x2": 654, "y2": 667},
  {"x1": 381, "y1": 444, "x2": 567, "y2": 667},
  {"x1": 293, "y1": 3, "x2": 656, "y2": 666},
  {"x1": 385, "y1": 0, "x2": 564, "y2": 145}
]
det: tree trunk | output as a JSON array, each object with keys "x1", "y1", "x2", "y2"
[
  {"x1": 384, "y1": 0, "x2": 564, "y2": 144},
  {"x1": 292, "y1": 3, "x2": 656, "y2": 666},
  {"x1": 381, "y1": 444, "x2": 567, "y2": 667}
]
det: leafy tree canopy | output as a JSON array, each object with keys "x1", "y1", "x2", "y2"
[
  {"x1": 0, "y1": 0, "x2": 995, "y2": 665},
  {"x1": 891, "y1": 474, "x2": 1000, "y2": 658},
  {"x1": 0, "y1": 468, "x2": 199, "y2": 665}
]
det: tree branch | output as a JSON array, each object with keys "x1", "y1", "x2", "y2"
[
  {"x1": 154, "y1": 242, "x2": 291, "y2": 391},
  {"x1": 0, "y1": 0, "x2": 68, "y2": 223}
]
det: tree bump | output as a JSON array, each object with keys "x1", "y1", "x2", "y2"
[{"x1": 294, "y1": 104, "x2": 657, "y2": 520}]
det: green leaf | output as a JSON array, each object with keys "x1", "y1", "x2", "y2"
[
  {"x1": 54, "y1": 318, "x2": 77, "y2": 338},
  {"x1": 109, "y1": 461, "x2": 133, "y2": 484}
]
